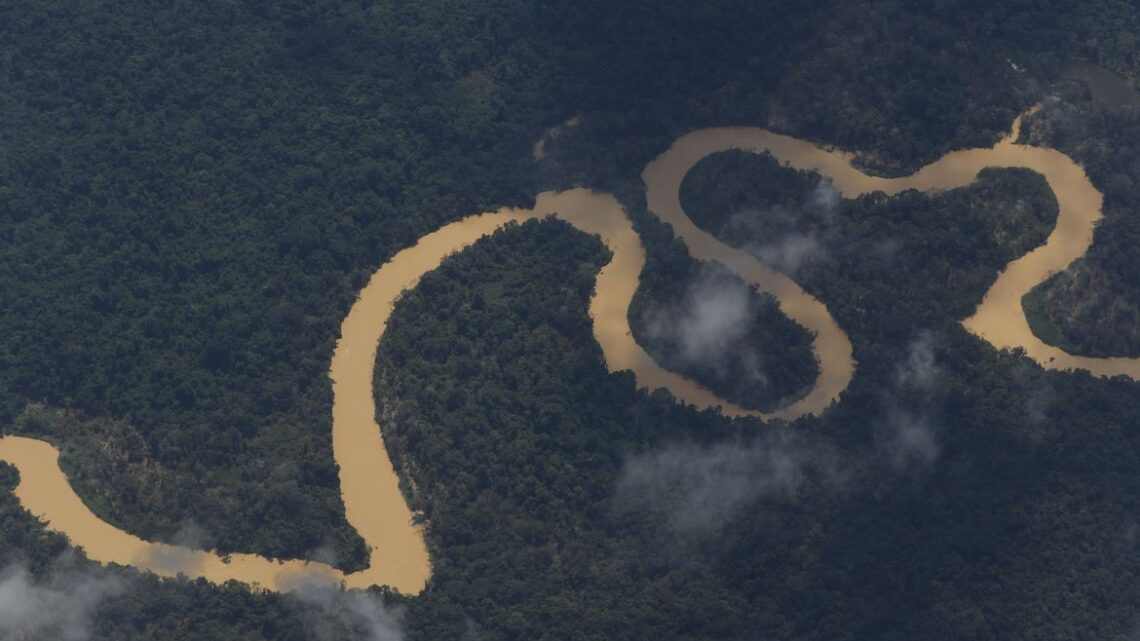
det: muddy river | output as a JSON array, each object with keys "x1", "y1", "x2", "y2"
[{"x1": 0, "y1": 105, "x2": 1134, "y2": 595}]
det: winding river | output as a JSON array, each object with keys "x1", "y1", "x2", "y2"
[{"x1": 0, "y1": 105, "x2": 1136, "y2": 595}]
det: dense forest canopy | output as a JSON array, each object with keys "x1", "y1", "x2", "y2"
[
  {"x1": 0, "y1": 0, "x2": 1138, "y2": 639},
  {"x1": 1020, "y1": 93, "x2": 1140, "y2": 357},
  {"x1": 628, "y1": 237, "x2": 820, "y2": 413}
]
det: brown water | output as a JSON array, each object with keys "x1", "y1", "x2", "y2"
[
  {"x1": 0, "y1": 190, "x2": 778, "y2": 594},
  {"x1": 1, "y1": 107, "x2": 1134, "y2": 595},
  {"x1": 645, "y1": 107, "x2": 1137, "y2": 379},
  {"x1": 0, "y1": 436, "x2": 343, "y2": 592},
  {"x1": 643, "y1": 135, "x2": 855, "y2": 419}
]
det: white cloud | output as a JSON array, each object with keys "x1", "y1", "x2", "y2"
[
  {"x1": 293, "y1": 584, "x2": 406, "y2": 641},
  {"x1": 0, "y1": 563, "x2": 124, "y2": 641},
  {"x1": 895, "y1": 331, "x2": 937, "y2": 390},
  {"x1": 730, "y1": 180, "x2": 840, "y2": 276},
  {"x1": 614, "y1": 430, "x2": 841, "y2": 538},
  {"x1": 881, "y1": 406, "x2": 940, "y2": 469},
  {"x1": 746, "y1": 233, "x2": 827, "y2": 275},
  {"x1": 878, "y1": 332, "x2": 942, "y2": 469},
  {"x1": 644, "y1": 264, "x2": 769, "y2": 387}
]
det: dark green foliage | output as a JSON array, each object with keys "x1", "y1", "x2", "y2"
[
  {"x1": 628, "y1": 235, "x2": 820, "y2": 412},
  {"x1": 1020, "y1": 98, "x2": 1140, "y2": 356},
  {"x1": 677, "y1": 151, "x2": 1060, "y2": 354},
  {"x1": 0, "y1": 0, "x2": 1139, "y2": 640},
  {"x1": 377, "y1": 220, "x2": 621, "y2": 518},
  {"x1": 0, "y1": 0, "x2": 827, "y2": 570},
  {"x1": 0, "y1": 459, "x2": 342, "y2": 641},
  {"x1": 370, "y1": 208, "x2": 1140, "y2": 641},
  {"x1": 679, "y1": 150, "x2": 826, "y2": 238}
]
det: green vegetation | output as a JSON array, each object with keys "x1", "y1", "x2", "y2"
[
  {"x1": 0, "y1": 461, "x2": 343, "y2": 641},
  {"x1": 677, "y1": 152, "x2": 1061, "y2": 338},
  {"x1": 628, "y1": 229, "x2": 819, "y2": 412},
  {"x1": 1024, "y1": 270, "x2": 1140, "y2": 357},
  {"x1": 0, "y1": 0, "x2": 844, "y2": 570},
  {"x1": 0, "y1": 0, "x2": 1139, "y2": 640},
  {"x1": 368, "y1": 204, "x2": 1140, "y2": 640},
  {"x1": 680, "y1": 150, "x2": 829, "y2": 239},
  {"x1": 1019, "y1": 96, "x2": 1140, "y2": 357},
  {"x1": 1021, "y1": 280, "x2": 1074, "y2": 351}
]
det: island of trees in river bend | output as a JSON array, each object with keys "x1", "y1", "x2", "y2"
[{"x1": 1, "y1": 0, "x2": 1140, "y2": 639}]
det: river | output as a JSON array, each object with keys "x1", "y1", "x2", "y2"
[{"x1": 0, "y1": 105, "x2": 1134, "y2": 595}]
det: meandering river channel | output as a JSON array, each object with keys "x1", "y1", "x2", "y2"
[{"x1": 0, "y1": 106, "x2": 1135, "y2": 595}]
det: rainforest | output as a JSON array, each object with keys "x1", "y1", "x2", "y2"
[{"x1": 1, "y1": 1, "x2": 1140, "y2": 640}]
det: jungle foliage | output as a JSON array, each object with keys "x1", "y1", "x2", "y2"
[
  {"x1": 1020, "y1": 91, "x2": 1140, "y2": 357},
  {"x1": 628, "y1": 232, "x2": 820, "y2": 413},
  {"x1": 0, "y1": 0, "x2": 1139, "y2": 639}
]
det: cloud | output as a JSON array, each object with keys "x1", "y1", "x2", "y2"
[
  {"x1": 894, "y1": 331, "x2": 937, "y2": 390},
  {"x1": 612, "y1": 330, "x2": 952, "y2": 551},
  {"x1": 643, "y1": 264, "x2": 770, "y2": 387},
  {"x1": 878, "y1": 332, "x2": 942, "y2": 469},
  {"x1": 292, "y1": 584, "x2": 406, "y2": 641},
  {"x1": 870, "y1": 237, "x2": 902, "y2": 264},
  {"x1": 730, "y1": 180, "x2": 840, "y2": 276},
  {"x1": 143, "y1": 520, "x2": 209, "y2": 574},
  {"x1": 0, "y1": 562, "x2": 124, "y2": 641},
  {"x1": 808, "y1": 179, "x2": 841, "y2": 213},
  {"x1": 305, "y1": 545, "x2": 340, "y2": 567},
  {"x1": 1010, "y1": 361, "x2": 1053, "y2": 429},
  {"x1": 747, "y1": 233, "x2": 827, "y2": 275},
  {"x1": 613, "y1": 429, "x2": 841, "y2": 538},
  {"x1": 880, "y1": 406, "x2": 939, "y2": 469},
  {"x1": 611, "y1": 334, "x2": 950, "y2": 551}
]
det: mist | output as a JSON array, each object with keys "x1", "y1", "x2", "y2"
[
  {"x1": 0, "y1": 562, "x2": 124, "y2": 641},
  {"x1": 1010, "y1": 360, "x2": 1054, "y2": 429},
  {"x1": 615, "y1": 329, "x2": 949, "y2": 545},
  {"x1": 614, "y1": 429, "x2": 842, "y2": 539},
  {"x1": 729, "y1": 180, "x2": 841, "y2": 276},
  {"x1": 643, "y1": 263, "x2": 770, "y2": 388},
  {"x1": 877, "y1": 332, "x2": 942, "y2": 469},
  {"x1": 142, "y1": 520, "x2": 209, "y2": 573},
  {"x1": 292, "y1": 584, "x2": 406, "y2": 641}
]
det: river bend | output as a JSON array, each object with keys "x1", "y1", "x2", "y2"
[{"x1": 0, "y1": 106, "x2": 1135, "y2": 595}]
